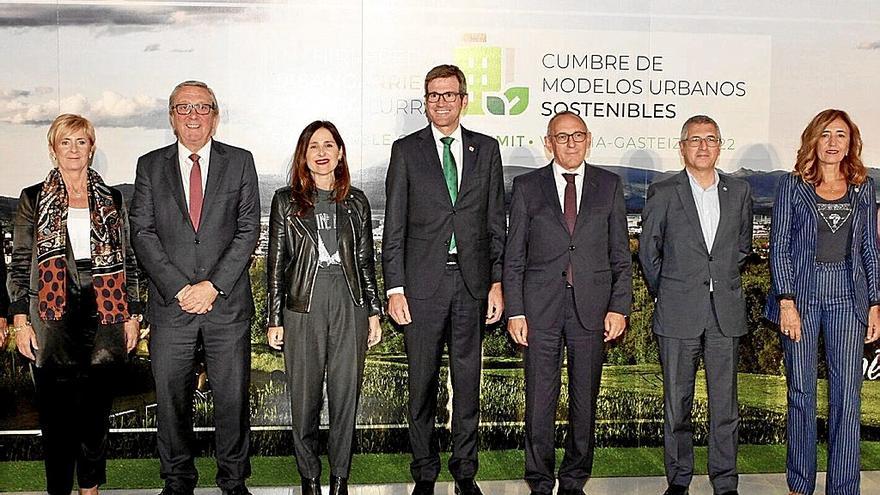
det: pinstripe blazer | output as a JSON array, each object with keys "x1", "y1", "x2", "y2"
[{"x1": 764, "y1": 172, "x2": 880, "y2": 325}]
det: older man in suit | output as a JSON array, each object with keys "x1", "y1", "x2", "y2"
[
  {"x1": 130, "y1": 80, "x2": 260, "y2": 495},
  {"x1": 638, "y1": 115, "x2": 752, "y2": 495},
  {"x1": 382, "y1": 64, "x2": 506, "y2": 495},
  {"x1": 504, "y1": 111, "x2": 631, "y2": 495}
]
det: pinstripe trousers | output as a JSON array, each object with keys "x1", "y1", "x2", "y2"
[{"x1": 783, "y1": 261, "x2": 864, "y2": 495}]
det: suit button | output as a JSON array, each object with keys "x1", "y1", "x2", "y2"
[
  {"x1": 562, "y1": 271, "x2": 567, "y2": 277},
  {"x1": 569, "y1": 245, "x2": 575, "y2": 251},
  {"x1": 451, "y1": 210, "x2": 456, "y2": 215},
  {"x1": 708, "y1": 255, "x2": 713, "y2": 261},
  {"x1": 195, "y1": 239, "x2": 201, "y2": 245}
]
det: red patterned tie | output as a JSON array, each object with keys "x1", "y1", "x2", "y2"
[
  {"x1": 189, "y1": 153, "x2": 203, "y2": 231},
  {"x1": 563, "y1": 173, "x2": 577, "y2": 285}
]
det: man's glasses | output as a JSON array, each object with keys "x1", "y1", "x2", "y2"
[
  {"x1": 426, "y1": 92, "x2": 465, "y2": 103},
  {"x1": 683, "y1": 136, "x2": 722, "y2": 148},
  {"x1": 550, "y1": 131, "x2": 588, "y2": 144},
  {"x1": 171, "y1": 103, "x2": 215, "y2": 115}
]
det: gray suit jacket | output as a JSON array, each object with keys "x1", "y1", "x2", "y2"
[
  {"x1": 638, "y1": 169, "x2": 752, "y2": 338},
  {"x1": 503, "y1": 163, "x2": 632, "y2": 330},
  {"x1": 130, "y1": 140, "x2": 261, "y2": 326}
]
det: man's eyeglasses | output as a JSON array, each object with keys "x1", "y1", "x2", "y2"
[
  {"x1": 171, "y1": 103, "x2": 215, "y2": 116},
  {"x1": 550, "y1": 131, "x2": 588, "y2": 144},
  {"x1": 426, "y1": 92, "x2": 465, "y2": 103},
  {"x1": 683, "y1": 136, "x2": 722, "y2": 148}
]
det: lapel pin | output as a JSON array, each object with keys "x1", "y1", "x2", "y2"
[
  {"x1": 855, "y1": 187, "x2": 860, "y2": 193},
  {"x1": 722, "y1": 185, "x2": 728, "y2": 191},
  {"x1": 468, "y1": 145, "x2": 475, "y2": 152}
]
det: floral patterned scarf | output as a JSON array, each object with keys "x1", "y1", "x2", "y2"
[{"x1": 36, "y1": 167, "x2": 129, "y2": 324}]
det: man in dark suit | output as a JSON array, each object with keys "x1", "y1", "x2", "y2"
[
  {"x1": 382, "y1": 64, "x2": 506, "y2": 495},
  {"x1": 130, "y1": 80, "x2": 260, "y2": 495},
  {"x1": 504, "y1": 111, "x2": 631, "y2": 495},
  {"x1": 638, "y1": 115, "x2": 752, "y2": 495}
]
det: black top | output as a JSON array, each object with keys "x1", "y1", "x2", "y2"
[
  {"x1": 816, "y1": 190, "x2": 853, "y2": 263},
  {"x1": 315, "y1": 188, "x2": 339, "y2": 263}
]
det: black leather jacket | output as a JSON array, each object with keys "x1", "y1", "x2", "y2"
[{"x1": 267, "y1": 186, "x2": 382, "y2": 326}]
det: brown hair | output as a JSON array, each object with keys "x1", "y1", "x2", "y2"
[
  {"x1": 794, "y1": 109, "x2": 865, "y2": 185},
  {"x1": 679, "y1": 114, "x2": 721, "y2": 141},
  {"x1": 424, "y1": 64, "x2": 467, "y2": 95},
  {"x1": 47, "y1": 113, "x2": 96, "y2": 164},
  {"x1": 289, "y1": 120, "x2": 351, "y2": 215}
]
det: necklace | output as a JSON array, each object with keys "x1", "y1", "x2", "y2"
[{"x1": 67, "y1": 183, "x2": 86, "y2": 198}]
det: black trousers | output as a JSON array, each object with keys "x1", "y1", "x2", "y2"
[
  {"x1": 282, "y1": 267, "x2": 369, "y2": 479},
  {"x1": 149, "y1": 317, "x2": 251, "y2": 494},
  {"x1": 33, "y1": 259, "x2": 116, "y2": 495},
  {"x1": 524, "y1": 287, "x2": 604, "y2": 494},
  {"x1": 404, "y1": 264, "x2": 484, "y2": 482},
  {"x1": 34, "y1": 365, "x2": 114, "y2": 494}
]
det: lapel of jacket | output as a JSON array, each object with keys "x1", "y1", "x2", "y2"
[
  {"x1": 202, "y1": 140, "x2": 230, "y2": 218},
  {"x1": 793, "y1": 176, "x2": 818, "y2": 231},
  {"x1": 849, "y1": 181, "x2": 863, "y2": 248},
  {"x1": 416, "y1": 125, "x2": 453, "y2": 207},
  {"x1": 674, "y1": 169, "x2": 710, "y2": 254},
  {"x1": 159, "y1": 144, "x2": 189, "y2": 228},
  {"x1": 574, "y1": 163, "x2": 599, "y2": 233},
  {"x1": 711, "y1": 173, "x2": 732, "y2": 256},
  {"x1": 457, "y1": 126, "x2": 479, "y2": 201},
  {"x1": 538, "y1": 162, "x2": 569, "y2": 233}
]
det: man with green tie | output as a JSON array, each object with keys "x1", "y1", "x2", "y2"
[{"x1": 382, "y1": 64, "x2": 507, "y2": 495}]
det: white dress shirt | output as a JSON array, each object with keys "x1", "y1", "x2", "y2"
[
  {"x1": 67, "y1": 207, "x2": 91, "y2": 260},
  {"x1": 430, "y1": 124, "x2": 464, "y2": 190},
  {"x1": 553, "y1": 160, "x2": 585, "y2": 213},
  {"x1": 177, "y1": 140, "x2": 211, "y2": 206},
  {"x1": 686, "y1": 168, "x2": 721, "y2": 291}
]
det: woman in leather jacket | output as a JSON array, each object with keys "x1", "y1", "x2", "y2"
[
  {"x1": 9, "y1": 114, "x2": 142, "y2": 495},
  {"x1": 266, "y1": 120, "x2": 382, "y2": 495}
]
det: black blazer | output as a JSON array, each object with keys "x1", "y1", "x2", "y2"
[
  {"x1": 130, "y1": 140, "x2": 261, "y2": 326},
  {"x1": 8, "y1": 182, "x2": 142, "y2": 365},
  {"x1": 638, "y1": 170, "x2": 753, "y2": 338},
  {"x1": 266, "y1": 186, "x2": 382, "y2": 326},
  {"x1": 503, "y1": 163, "x2": 632, "y2": 330},
  {"x1": 382, "y1": 125, "x2": 506, "y2": 300}
]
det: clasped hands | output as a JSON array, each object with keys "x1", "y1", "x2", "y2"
[{"x1": 176, "y1": 280, "x2": 219, "y2": 314}]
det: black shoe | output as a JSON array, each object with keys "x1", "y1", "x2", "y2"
[
  {"x1": 663, "y1": 485, "x2": 689, "y2": 495},
  {"x1": 412, "y1": 481, "x2": 435, "y2": 495},
  {"x1": 717, "y1": 491, "x2": 739, "y2": 495},
  {"x1": 329, "y1": 476, "x2": 349, "y2": 495},
  {"x1": 302, "y1": 477, "x2": 321, "y2": 495},
  {"x1": 454, "y1": 479, "x2": 482, "y2": 495},
  {"x1": 558, "y1": 489, "x2": 586, "y2": 495}
]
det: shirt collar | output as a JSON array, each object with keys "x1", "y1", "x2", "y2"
[
  {"x1": 686, "y1": 167, "x2": 719, "y2": 192},
  {"x1": 553, "y1": 160, "x2": 585, "y2": 179},
  {"x1": 430, "y1": 124, "x2": 463, "y2": 145},
  {"x1": 178, "y1": 139, "x2": 212, "y2": 163}
]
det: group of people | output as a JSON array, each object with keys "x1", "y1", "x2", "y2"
[{"x1": 0, "y1": 63, "x2": 875, "y2": 495}]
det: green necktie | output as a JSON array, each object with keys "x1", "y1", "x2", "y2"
[{"x1": 441, "y1": 136, "x2": 458, "y2": 252}]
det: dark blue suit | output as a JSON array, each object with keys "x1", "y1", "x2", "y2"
[{"x1": 765, "y1": 172, "x2": 880, "y2": 495}]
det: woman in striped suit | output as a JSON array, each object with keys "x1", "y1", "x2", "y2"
[{"x1": 765, "y1": 109, "x2": 880, "y2": 495}]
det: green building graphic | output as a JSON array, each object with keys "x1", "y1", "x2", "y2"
[{"x1": 455, "y1": 45, "x2": 529, "y2": 116}]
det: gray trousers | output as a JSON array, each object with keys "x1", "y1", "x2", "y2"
[
  {"x1": 283, "y1": 266, "x2": 369, "y2": 479},
  {"x1": 657, "y1": 301, "x2": 740, "y2": 495}
]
